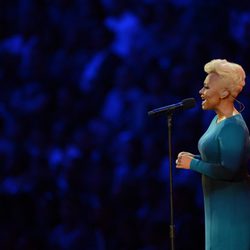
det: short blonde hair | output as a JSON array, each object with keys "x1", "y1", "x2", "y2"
[{"x1": 204, "y1": 59, "x2": 246, "y2": 97}]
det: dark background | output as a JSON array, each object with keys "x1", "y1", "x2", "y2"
[{"x1": 1, "y1": 0, "x2": 250, "y2": 249}]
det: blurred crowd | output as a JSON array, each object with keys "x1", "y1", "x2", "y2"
[{"x1": 1, "y1": 0, "x2": 250, "y2": 249}]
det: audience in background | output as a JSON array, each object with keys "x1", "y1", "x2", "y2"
[{"x1": 0, "y1": 0, "x2": 250, "y2": 249}]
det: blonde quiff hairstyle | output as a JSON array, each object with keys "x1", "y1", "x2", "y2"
[{"x1": 204, "y1": 59, "x2": 246, "y2": 98}]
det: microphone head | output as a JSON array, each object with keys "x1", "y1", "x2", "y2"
[{"x1": 182, "y1": 98, "x2": 196, "y2": 110}]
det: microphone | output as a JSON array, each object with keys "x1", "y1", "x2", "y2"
[{"x1": 148, "y1": 98, "x2": 196, "y2": 116}]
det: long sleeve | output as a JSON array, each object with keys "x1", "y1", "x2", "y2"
[
  {"x1": 194, "y1": 155, "x2": 201, "y2": 160},
  {"x1": 190, "y1": 122, "x2": 247, "y2": 180}
]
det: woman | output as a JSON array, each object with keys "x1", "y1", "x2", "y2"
[{"x1": 176, "y1": 59, "x2": 250, "y2": 250}]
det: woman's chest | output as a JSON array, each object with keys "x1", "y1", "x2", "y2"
[{"x1": 198, "y1": 128, "x2": 220, "y2": 161}]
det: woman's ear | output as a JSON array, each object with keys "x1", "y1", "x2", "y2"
[{"x1": 220, "y1": 89, "x2": 230, "y2": 99}]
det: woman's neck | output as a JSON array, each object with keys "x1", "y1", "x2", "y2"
[{"x1": 216, "y1": 103, "x2": 238, "y2": 123}]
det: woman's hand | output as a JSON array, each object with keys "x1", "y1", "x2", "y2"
[{"x1": 175, "y1": 151, "x2": 194, "y2": 169}]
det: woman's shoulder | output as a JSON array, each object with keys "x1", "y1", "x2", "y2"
[{"x1": 220, "y1": 114, "x2": 249, "y2": 135}]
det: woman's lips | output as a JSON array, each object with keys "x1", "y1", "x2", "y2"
[{"x1": 201, "y1": 96, "x2": 206, "y2": 106}]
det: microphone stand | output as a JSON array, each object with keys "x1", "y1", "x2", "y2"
[
  {"x1": 167, "y1": 113, "x2": 175, "y2": 250},
  {"x1": 147, "y1": 98, "x2": 196, "y2": 249}
]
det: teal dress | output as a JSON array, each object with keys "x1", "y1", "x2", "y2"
[{"x1": 190, "y1": 114, "x2": 250, "y2": 250}]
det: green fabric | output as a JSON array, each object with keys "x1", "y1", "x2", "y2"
[{"x1": 190, "y1": 114, "x2": 250, "y2": 250}]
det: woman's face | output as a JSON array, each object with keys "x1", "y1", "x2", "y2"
[{"x1": 199, "y1": 73, "x2": 226, "y2": 110}]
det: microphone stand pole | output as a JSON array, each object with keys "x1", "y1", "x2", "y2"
[{"x1": 167, "y1": 113, "x2": 175, "y2": 250}]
